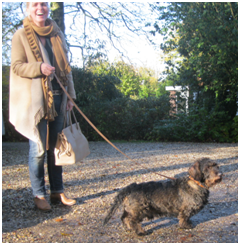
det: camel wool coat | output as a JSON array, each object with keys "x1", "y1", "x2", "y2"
[{"x1": 9, "y1": 28, "x2": 76, "y2": 152}]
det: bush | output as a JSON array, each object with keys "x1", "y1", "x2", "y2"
[
  {"x1": 147, "y1": 106, "x2": 238, "y2": 143},
  {"x1": 3, "y1": 65, "x2": 236, "y2": 143},
  {"x1": 75, "y1": 95, "x2": 170, "y2": 141},
  {"x1": 72, "y1": 66, "x2": 123, "y2": 106}
]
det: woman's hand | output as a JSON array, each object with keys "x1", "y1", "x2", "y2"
[
  {"x1": 41, "y1": 63, "x2": 55, "y2": 76},
  {"x1": 66, "y1": 100, "x2": 74, "y2": 111}
]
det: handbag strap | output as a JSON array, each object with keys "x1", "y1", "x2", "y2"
[
  {"x1": 63, "y1": 109, "x2": 80, "y2": 133},
  {"x1": 71, "y1": 109, "x2": 80, "y2": 130},
  {"x1": 63, "y1": 109, "x2": 70, "y2": 128}
]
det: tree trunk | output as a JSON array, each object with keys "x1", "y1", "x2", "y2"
[{"x1": 50, "y1": 2, "x2": 65, "y2": 34}]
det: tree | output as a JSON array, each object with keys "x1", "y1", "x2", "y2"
[
  {"x1": 50, "y1": 2, "x2": 65, "y2": 34},
  {"x1": 2, "y1": 2, "x2": 24, "y2": 65},
  {"x1": 64, "y1": 2, "x2": 157, "y2": 67},
  {"x1": 152, "y1": 2, "x2": 238, "y2": 115},
  {"x1": 148, "y1": 3, "x2": 238, "y2": 142},
  {"x1": 87, "y1": 59, "x2": 160, "y2": 98}
]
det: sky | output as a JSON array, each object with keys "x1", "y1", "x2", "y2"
[
  {"x1": 106, "y1": 36, "x2": 166, "y2": 77},
  {"x1": 65, "y1": 2, "x2": 167, "y2": 77},
  {"x1": 70, "y1": 34, "x2": 166, "y2": 77}
]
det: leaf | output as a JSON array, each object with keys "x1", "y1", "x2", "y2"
[
  {"x1": 180, "y1": 236, "x2": 188, "y2": 241},
  {"x1": 61, "y1": 232, "x2": 73, "y2": 236},
  {"x1": 55, "y1": 218, "x2": 64, "y2": 222}
]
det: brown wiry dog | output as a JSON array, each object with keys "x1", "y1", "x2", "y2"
[{"x1": 103, "y1": 158, "x2": 222, "y2": 235}]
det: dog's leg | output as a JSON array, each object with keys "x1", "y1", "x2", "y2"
[
  {"x1": 121, "y1": 210, "x2": 132, "y2": 231},
  {"x1": 178, "y1": 211, "x2": 192, "y2": 229},
  {"x1": 122, "y1": 211, "x2": 147, "y2": 235},
  {"x1": 131, "y1": 220, "x2": 146, "y2": 236},
  {"x1": 127, "y1": 217, "x2": 146, "y2": 236}
]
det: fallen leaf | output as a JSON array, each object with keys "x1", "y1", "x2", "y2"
[
  {"x1": 55, "y1": 218, "x2": 64, "y2": 222},
  {"x1": 180, "y1": 236, "x2": 187, "y2": 241},
  {"x1": 61, "y1": 232, "x2": 73, "y2": 236}
]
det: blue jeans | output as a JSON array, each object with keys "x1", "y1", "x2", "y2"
[{"x1": 28, "y1": 95, "x2": 64, "y2": 197}]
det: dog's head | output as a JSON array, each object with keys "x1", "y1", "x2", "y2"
[{"x1": 188, "y1": 158, "x2": 222, "y2": 188}]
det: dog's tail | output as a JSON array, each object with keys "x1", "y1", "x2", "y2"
[{"x1": 103, "y1": 183, "x2": 137, "y2": 225}]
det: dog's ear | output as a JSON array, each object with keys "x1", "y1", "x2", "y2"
[{"x1": 188, "y1": 161, "x2": 202, "y2": 181}]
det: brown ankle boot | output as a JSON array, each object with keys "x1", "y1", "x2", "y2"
[
  {"x1": 50, "y1": 193, "x2": 76, "y2": 206},
  {"x1": 34, "y1": 196, "x2": 51, "y2": 211}
]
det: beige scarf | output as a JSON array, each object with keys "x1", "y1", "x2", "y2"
[{"x1": 23, "y1": 17, "x2": 71, "y2": 121}]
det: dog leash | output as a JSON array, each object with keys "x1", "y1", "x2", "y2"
[{"x1": 54, "y1": 74, "x2": 176, "y2": 180}]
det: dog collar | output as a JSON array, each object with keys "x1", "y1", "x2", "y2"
[{"x1": 189, "y1": 176, "x2": 208, "y2": 189}]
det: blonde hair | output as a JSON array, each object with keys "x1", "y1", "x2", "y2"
[
  {"x1": 26, "y1": 2, "x2": 49, "y2": 9},
  {"x1": 26, "y1": 2, "x2": 31, "y2": 9}
]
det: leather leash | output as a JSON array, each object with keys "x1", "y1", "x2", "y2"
[{"x1": 54, "y1": 74, "x2": 176, "y2": 180}]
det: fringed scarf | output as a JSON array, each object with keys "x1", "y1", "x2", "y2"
[{"x1": 23, "y1": 17, "x2": 71, "y2": 121}]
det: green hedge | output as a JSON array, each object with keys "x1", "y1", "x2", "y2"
[
  {"x1": 146, "y1": 107, "x2": 238, "y2": 143},
  {"x1": 75, "y1": 95, "x2": 170, "y2": 141},
  {"x1": 3, "y1": 66, "x2": 237, "y2": 143}
]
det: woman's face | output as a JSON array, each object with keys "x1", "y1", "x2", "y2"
[{"x1": 27, "y1": 2, "x2": 49, "y2": 27}]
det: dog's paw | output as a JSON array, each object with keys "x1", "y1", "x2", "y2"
[
  {"x1": 179, "y1": 223, "x2": 193, "y2": 229},
  {"x1": 179, "y1": 219, "x2": 193, "y2": 229},
  {"x1": 122, "y1": 224, "x2": 131, "y2": 232},
  {"x1": 137, "y1": 230, "x2": 147, "y2": 236},
  {"x1": 136, "y1": 228, "x2": 153, "y2": 236}
]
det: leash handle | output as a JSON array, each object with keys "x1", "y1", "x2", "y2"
[{"x1": 54, "y1": 74, "x2": 176, "y2": 180}]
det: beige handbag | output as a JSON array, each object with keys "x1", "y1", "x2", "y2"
[{"x1": 54, "y1": 110, "x2": 90, "y2": 166}]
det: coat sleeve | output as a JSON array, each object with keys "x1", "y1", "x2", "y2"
[{"x1": 11, "y1": 29, "x2": 43, "y2": 79}]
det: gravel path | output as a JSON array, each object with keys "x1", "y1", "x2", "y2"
[{"x1": 2, "y1": 141, "x2": 238, "y2": 243}]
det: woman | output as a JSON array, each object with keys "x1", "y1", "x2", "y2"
[{"x1": 9, "y1": 2, "x2": 76, "y2": 211}]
